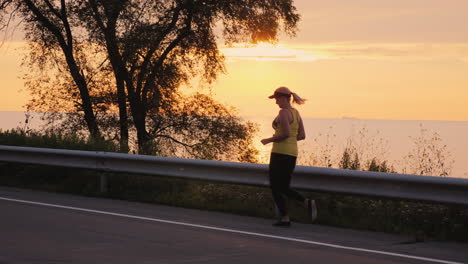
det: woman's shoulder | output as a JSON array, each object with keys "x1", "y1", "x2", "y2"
[{"x1": 278, "y1": 108, "x2": 294, "y2": 117}]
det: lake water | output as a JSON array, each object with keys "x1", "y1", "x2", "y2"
[
  {"x1": 252, "y1": 116, "x2": 468, "y2": 178},
  {"x1": 1, "y1": 111, "x2": 467, "y2": 178}
]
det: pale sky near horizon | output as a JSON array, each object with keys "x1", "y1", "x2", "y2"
[{"x1": 1, "y1": 0, "x2": 468, "y2": 120}]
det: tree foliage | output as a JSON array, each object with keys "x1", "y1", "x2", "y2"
[
  {"x1": 1, "y1": 0, "x2": 299, "y2": 159},
  {"x1": 338, "y1": 147, "x2": 360, "y2": 170}
]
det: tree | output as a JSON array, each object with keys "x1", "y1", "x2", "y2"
[
  {"x1": 1, "y1": 0, "x2": 300, "y2": 154},
  {"x1": 1, "y1": 0, "x2": 101, "y2": 139},
  {"x1": 339, "y1": 147, "x2": 360, "y2": 170},
  {"x1": 75, "y1": 0, "x2": 300, "y2": 152},
  {"x1": 367, "y1": 158, "x2": 393, "y2": 173}
]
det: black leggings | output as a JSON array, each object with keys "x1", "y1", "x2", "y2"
[{"x1": 269, "y1": 152, "x2": 305, "y2": 217}]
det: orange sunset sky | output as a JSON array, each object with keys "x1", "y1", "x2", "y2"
[{"x1": 1, "y1": 0, "x2": 468, "y2": 121}]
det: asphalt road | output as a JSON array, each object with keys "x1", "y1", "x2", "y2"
[{"x1": 0, "y1": 186, "x2": 466, "y2": 264}]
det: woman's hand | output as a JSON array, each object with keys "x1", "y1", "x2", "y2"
[{"x1": 261, "y1": 138, "x2": 272, "y2": 145}]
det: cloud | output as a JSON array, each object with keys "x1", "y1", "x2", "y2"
[
  {"x1": 220, "y1": 42, "x2": 468, "y2": 63},
  {"x1": 289, "y1": 42, "x2": 468, "y2": 62},
  {"x1": 221, "y1": 43, "x2": 318, "y2": 62}
]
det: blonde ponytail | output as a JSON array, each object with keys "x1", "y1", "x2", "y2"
[{"x1": 291, "y1": 92, "x2": 306, "y2": 105}]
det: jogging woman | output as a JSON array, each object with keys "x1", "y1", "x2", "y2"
[{"x1": 261, "y1": 86, "x2": 317, "y2": 227}]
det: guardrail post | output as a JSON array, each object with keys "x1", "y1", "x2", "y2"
[{"x1": 99, "y1": 172, "x2": 108, "y2": 194}]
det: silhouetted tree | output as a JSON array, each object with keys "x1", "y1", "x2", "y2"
[
  {"x1": 367, "y1": 158, "x2": 393, "y2": 173},
  {"x1": 1, "y1": 0, "x2": 299, "y2": 154},
  {"x1": 1, "y1": 0, "x2": 101, "y2": 139},
  {"x1": 339, "y1": 147, "x2": 360, "y2": 170},
  {"x1": 76, "y1": 0, "x2": 299, "y2": 152}
]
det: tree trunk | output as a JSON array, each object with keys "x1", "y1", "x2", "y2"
[
  {"x1": 88, "y1": 1, "x2": 129, "y2": 152},
  {"x1": 23, "y1": 0, "x2": 101, "y2": 139},
  {"x1": 62, "y1": 45, "x2": 101, "y2": 139},
  {"x1": 129, "y1": 97, "x2": 150, "y2": 154},
  {"x1": 105, "y1": 40, "x2": 129, "y2": 153},
  {"x1": 116, "y1": 76, "x2": 129, "y2": 152}
]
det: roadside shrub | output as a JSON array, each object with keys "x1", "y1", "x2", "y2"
[{"x1": 0, "y1": 128, "x2": 119, "y2": 152}]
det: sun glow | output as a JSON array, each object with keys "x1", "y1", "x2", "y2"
[{"x1": 221, "y1": 42, "x2": 318, "y2": 62}]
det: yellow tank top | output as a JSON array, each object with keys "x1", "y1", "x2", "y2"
[{"x1": 272, "y1": 108, "x2": 299, "y2": 157}]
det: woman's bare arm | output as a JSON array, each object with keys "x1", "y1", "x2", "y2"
[
  {"x1": 261, "y1": 109, "x2": 291, "y2": 145},
  {"x1": 297, "y1": 111, "x2": 306, "y2": 141}
]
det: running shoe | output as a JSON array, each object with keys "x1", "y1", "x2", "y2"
[{"x1": 272, "y1": 220, "x2": 291, "y2": 227}]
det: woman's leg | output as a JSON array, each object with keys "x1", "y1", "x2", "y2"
[
  {"x1": 270, "y1": 153, "x2": 317, "y2": 223},
  {"x1": 269, "y1": 153, "x2": 289, "y2": 217},
  {"x1": 269, "y1": 153, "x2": 305, "y2": 216},
  {"x1": 282, "y1": 155, "x2": 306, "y2": 203}
]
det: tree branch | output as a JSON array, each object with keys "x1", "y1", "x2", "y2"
[
  {"x1": 141, "y1": 6, "x2": 193, "y2": 110},
  {"x1": 153, "y1": 134, "x2": 194, "y2": 148},
  {"x1": 88, "y1": 0, "x2": 106, "y2": 30},
  {"x1": 23, "y1": 0, "x2": 67, "y2": 47},
  {"x1": 136, "y1": 4, "x2": 182, "y2": 95},
  {"x1": 41, "y1": 0, "x2": 73, "y2": 48},
  {"x1": 59, "y1": 0, "x2": 73, "y2": 48},
  {"x1": 43, "y1": 0, "x2": 62, "y2": 20},
  {"x1": 0, "y1": 0, "x2": 12, "y2": 10},
  {"x1": 0, "y1": 1, "x2": 21, "y2": 44}
]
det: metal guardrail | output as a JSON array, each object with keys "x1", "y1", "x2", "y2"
[{"x1": 1, "y1": 145, "x2": 468, "y2": 205}]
